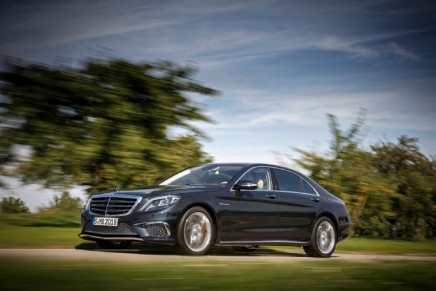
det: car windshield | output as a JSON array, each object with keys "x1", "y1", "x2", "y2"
[{"x1": 159, "y1": 164, "x2": 244, "y2": 186}]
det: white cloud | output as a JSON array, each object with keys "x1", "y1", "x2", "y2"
[
  {"x1": 0, "y1": 0, "x2": 264, "y2": 51},
  {"x1": 2, "y1": 0, "x2": 425, "y2": 63},
  {"x1": 389, "y1": 42, "x2": 420, "y2": 60},
  {"x1": 198, "y1": 85, "x2": 436, "y2": 134}
]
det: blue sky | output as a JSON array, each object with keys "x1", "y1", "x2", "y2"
[{"x1": 0, "y1": 0, "x2": 436, "y2": 209}]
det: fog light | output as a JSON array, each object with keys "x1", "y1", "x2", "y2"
[{"x1": 136, "y1": 222, "x2": 171, "y2": 238}]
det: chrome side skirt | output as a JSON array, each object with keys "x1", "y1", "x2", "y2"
[{"x1": 216, "y1": 240, "x2": 310, "y2": 246}]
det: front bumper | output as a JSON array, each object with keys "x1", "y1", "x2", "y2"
[{"x1": 79, "y1": 210, "x2": 178, "y2": 245}]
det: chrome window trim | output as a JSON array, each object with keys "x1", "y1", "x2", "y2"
[
  {"x1": 270, "y1": 189, "x2": 319, "y2": 197},
  {"x1": 89, "y1": 193, "x2": 142, "y2": 217},
  {"x1": 301, "y1": 177, "x2": 318, "y2": 195}
]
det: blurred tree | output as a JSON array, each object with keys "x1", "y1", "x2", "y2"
[
  {"x1": 295, "y1": 112, "x2": 397, "y2": 238},
  {"x1": 0, "y1": 58, "x2": 216, "y2": 194},
  {"x1": 0, "y1": 196, "x2": 30, "y2": 213},
  {"x1": 372, "y1": 137, "x2": 436, "y2": 239},
  {"x1": 38, "y1": 191, "x2": 83, "y2": 213},
  {"x1": 295, "y1": 112, "x2": 435, "y2": 239}
]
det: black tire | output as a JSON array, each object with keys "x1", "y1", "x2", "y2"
[
  {"x1": 304, "y1": 217, "x2": 337, "y2": 258},
  {"x1": 232, "y1": 245, "x2": 259, "y2": 253},
  {"x1": 177, "y1": 206, "x2": 215, "y2": 255},
  {"x1": 96, "y1": 240, "x2": 131, "y2": 249}
]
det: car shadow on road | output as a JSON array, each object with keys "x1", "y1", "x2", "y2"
[{"x1": 75, "y1": 242, "x2": 310, "y2": 257}]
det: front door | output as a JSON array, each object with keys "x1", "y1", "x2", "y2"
[{"x1": 218, "y1": 167, "x2": 280, "y2": 242}]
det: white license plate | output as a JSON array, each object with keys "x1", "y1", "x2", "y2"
[{"x1": 92, "y1": 217, "x2": 118, "y2": 227}]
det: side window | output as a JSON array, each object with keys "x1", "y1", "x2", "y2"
[
  {"x1": 302, "y1": 179, "x2": 317, "y2": 195},
  {"x1": 273, "y1": 169, "x2": 303, "y2": 192},
  {"x1": 239, "y1": 168, "x2": 271, "y2": 190}
]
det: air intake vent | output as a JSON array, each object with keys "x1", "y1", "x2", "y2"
[{"x1": 90, "y1": 194, "x2": 141, "y2": 216}]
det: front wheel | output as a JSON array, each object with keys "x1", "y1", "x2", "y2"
[
  {"x1": 304, "y1": 217, "x2": 336, "y2": 258},
  {"x1": 96, "y1": 240, "x2": 131, "y2": 249},
  {"x1": 177, "y1": 206, "x2": 215, "y2": 255}
]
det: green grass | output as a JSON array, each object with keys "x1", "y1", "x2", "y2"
[
  {"x1": 267, "y1": 237, "x2": 436, "y2": 256},
  {"x1": 0, "y1": 213, "x2": 82, "y2": 248},
  {"x1": 336, "y1": 237, "x2": 436, "y2": 254},
  {"x1": 0, "y1": 257, "x2": 435, "y2": 290},
  {"x1": 0, "y1": 223, "x2": 82, "y2": 247},
  {"x1": 0, "y1": 212, "x2": 80, "y2": 227}
]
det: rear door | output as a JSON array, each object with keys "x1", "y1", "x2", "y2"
[{"x1": 271, "y1": 168, "x2": 320, "y2": 242}]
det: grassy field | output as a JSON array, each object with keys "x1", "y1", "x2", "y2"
[
  {"x1": 0, "y1": 257, "x2": 435, "y2": 290},
  {"x1": 0, "y1": 213, "x2": 81, "y2": 247},
  {"x1": 336, "y1": 237, "x2": 436, "y2": 254}
]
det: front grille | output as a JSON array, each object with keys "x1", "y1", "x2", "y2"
[
  {"x1": 90, "y1": 194, "x2": 141, "y2": 216},
  {"x1": 83, "y1": 222, "x2": 137, "y2": 235}
]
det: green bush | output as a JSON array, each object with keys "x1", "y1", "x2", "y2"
[{"x1": 0, "y1": 197, "x2": 30, "y2": 214}]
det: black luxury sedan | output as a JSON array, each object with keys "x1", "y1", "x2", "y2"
[{"x1": 79, "y1": 163, "x2": 351, "y2": 257}]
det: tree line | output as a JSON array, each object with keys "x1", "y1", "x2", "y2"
[
  {"x1": 0, "y1": 192, "x2": 82, "y2": 214},
  {"x1": 294, "y1": 112, "x2": 436, "y2": 239}
]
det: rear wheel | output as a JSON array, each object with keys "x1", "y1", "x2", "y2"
[
  {"x1": 177, "y1": 206, "x2": 215, "y2": 255},
  {"x1": 304, "y1": 217, "x2": 336, "y2": 258},
  {"x1": 96, "y1": 240, "x2": 131, "y2": 249}
]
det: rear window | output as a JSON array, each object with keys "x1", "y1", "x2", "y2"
[{"x1": 272, "y1": 168, "x2": 303, "y2": 192}]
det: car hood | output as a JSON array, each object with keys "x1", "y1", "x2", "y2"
[{"x1": 92, "y1": 185, "x2": 222, "y2": 198}]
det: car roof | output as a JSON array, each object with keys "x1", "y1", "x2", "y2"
[
  {"x1": 205, "y1": 162, "x2": 280, "y2": 166},
  {"x1": 203, "y1": 162, "x2": 314, "y2": 180},
  {"x1": 204, "y1": 162, "x2": 293, "y2": 171}
]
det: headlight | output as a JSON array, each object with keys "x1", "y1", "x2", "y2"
[{"x1": 140, "y1": 195, "x2": 180, "y2": 212}]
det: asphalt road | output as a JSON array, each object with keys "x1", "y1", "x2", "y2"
[{"x1": 1, "y1": 247, "x2": 435, "y2": 263}]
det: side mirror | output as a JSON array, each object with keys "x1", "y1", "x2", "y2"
[{"x1": 233, "y1": 181, "x2": 258, "y2": 191}]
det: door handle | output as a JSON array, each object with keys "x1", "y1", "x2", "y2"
[
  {"x1": 266, "y1": 194, "x2": 276, "y2": 199},
  {"x1": 311, "y1": 197, "x2": 320, "y2": 202}
]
